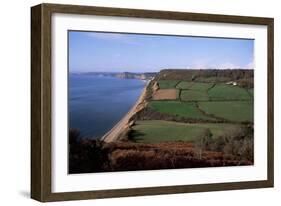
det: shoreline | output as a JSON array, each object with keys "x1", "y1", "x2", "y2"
[{"x1": 101, "y1": 81, "x2": 149, "y2": 142}]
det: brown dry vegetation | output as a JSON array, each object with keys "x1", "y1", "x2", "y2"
[
  {"x1": 69, "y1": 129, "x2": 253, "y2": 174},
  {"x1": 152, "y1": 89, "x2": 178, "y2": 100}
]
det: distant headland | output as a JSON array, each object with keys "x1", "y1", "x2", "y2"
[{"x1": 71, "y1": 71, "x2": 157, "y2": 80}]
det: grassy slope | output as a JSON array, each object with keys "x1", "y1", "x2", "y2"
[
  {"x1": 132, "y1": 120, "x2": 242, "y2": 143},
  {"x1": 148, "y1": 100, "x2": 214, "y2": 120},
  {"x1": 208, "y1": 84, "x2": 251, "y2": 100},
  {"x1": 181, "y1": 90, "x2": 209, "y2": 101},
  {"x1": 198, "y1": 101, "x2": 253, "y2": 122},
  {"x1": 158, "y1": 80, "x2": 179, "y2": 89},
  {"x1": 176, "y1": 81, "x2": 193, "y2": 89},
  {"x1": 190, "y1": 82, "x2": 214, "y2": 91}
]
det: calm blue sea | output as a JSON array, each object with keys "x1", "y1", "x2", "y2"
[{"x1": 69, "y1": 74, "x2": 145, "y2": 139}]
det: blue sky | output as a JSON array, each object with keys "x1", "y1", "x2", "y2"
[{"x1": 69, "y1": 31, "x2": 254, "y2": 73}]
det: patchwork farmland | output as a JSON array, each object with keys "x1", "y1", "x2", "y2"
[{"x1": 129, "y1": 69, "x2": 254, "y2": 145}]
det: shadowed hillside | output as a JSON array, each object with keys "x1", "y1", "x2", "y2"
[{"x1": 156, "y1": 69, "x2": 253, "y2": 81}]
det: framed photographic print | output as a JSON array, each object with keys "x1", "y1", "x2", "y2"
[{"x1": 31, "y1": 3, "x2": 274, "y2": 202}]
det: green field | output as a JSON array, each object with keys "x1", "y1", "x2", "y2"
[
  {"x1": 180, "y1": 90, "x2": 209, "y2": 101},
  {"x1": 208, "y1": 84, "x2": 251, "y2": 101},
  {"x1": 190, "y1": 82, "x2": 214, "y2": 91},
  {"x1": 248, "y1": 88, "x2": 254, "y2": 97},
  {"x1": 158, "y1": 80, "x2": 179, "y2": 89},
  {"x1": 198, "y1": 101, "x2": 253, "y2": 122},
  {"x1": 148, "y1": 100, "x2": 213, "y2": 120},
  {"x1": 131, "y1": 120, "x2": 242, "y2": 143},
  {"x1": 176, "y1": 81, "x2": 193, "y2": 89}
]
